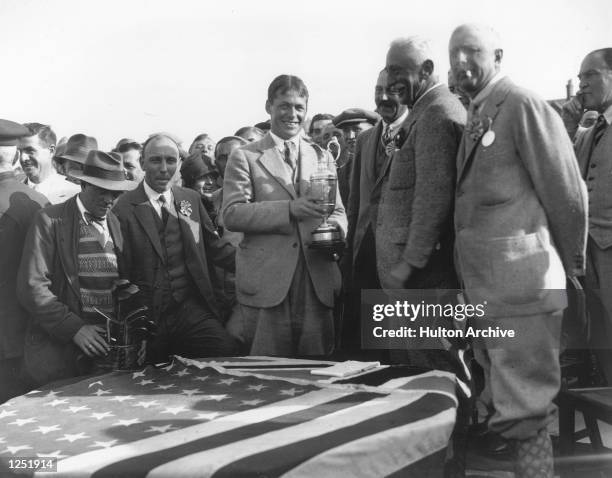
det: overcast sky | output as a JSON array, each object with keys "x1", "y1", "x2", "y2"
[{"x1": 1, "y1": 0, "x2": 610, "y2": 149}]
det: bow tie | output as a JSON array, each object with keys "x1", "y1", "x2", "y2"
[{"x1": 84, "y1": 212, "x2": 106, "y2": 225}]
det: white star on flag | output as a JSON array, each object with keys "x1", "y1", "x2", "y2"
[
  {"x1": 33, "y1": 425, "x2": 61, "y2": 435},
  {"x1": 161, "y1": 405, "x2": 189, "y2": 415},
  {"x1": 247, "y1": 384, "x2": 267, "y2": 391},
  {"x1": 200, "y1": 394, "x2": 228, "y2": 402},
  {"x1": 43, "y1": 391, "x2": 61, "y2": 398},
  {"x1": 241, "y1": 399, "x2": 265, "y2": 406},
  {"x1": 193, "y1": 375, "x2": 209, "y2": 382},
  {"x1": 37, "y1": 450, "x2": 67, "y2": 459},
  {"x1": 57, "y1": 432, "x2": 89, "y2": 443},
  {"x1": 145, "y1": 424, "x2": 177, "y2": 434},
  {"x1": 90, "y1": 411, "x2": 115, "y2": 421},
  {"x1": 109, "y1": 395, "x2": 135, "y2": 402},
  {"x1": 0, "y1": 409, "x2": 17, "y2": 419},
  {"x1": 279, "y1": 388, "x2": 302, "y2": 396},
  {"x1": 194, "y1": 411, "x2": 221, "y2": 421},
  {"x1": 137, "y1": 379, "x2": 155, "y2": 386},
  {"x1": 9, "y1": 417, "x2": 38, "y2": 427},
  {"x1": 4, "y1": 445, "x2": 32, "y2": 455},
  {"x1": 89, "y1": 440, "x2": 118, "y2": 448},
  {"x1": 113, "y1": 418, "x2": 142, "y2": 427},
  {"x1": 155, "y1": 384, "x2": 176, "y2": 390},
  {"x1": 92, "y1": 389, "x2": 112, "y2": 396},
  {"x1": 132, "y1": 371, "x2": 146, "y2": 379},
  {"x1": 45, "y1": 399, "x2": 69, "y2": 407},
  {"x1": 180, "y1": 389, "x2": 202, "y2": 397},
  {"x1": 87, "y1": 381, "x2": 103, "y2": 388},
  {"x1": 174, "y1": 368, "x2": 190, "y2": 377},
  {"x1": 63, "y1": 406, "x2": 91, "y2": 413},
  {"x1": 218, "y1": 378, "x2": 238, "y2": 385},
  {"x1": 133, "y1": 400, "x2": 160, "y2": 409}
]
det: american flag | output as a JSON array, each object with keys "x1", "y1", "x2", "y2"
[{"x1": 0, "y1": 357, "x2": 458, "y2": 477}]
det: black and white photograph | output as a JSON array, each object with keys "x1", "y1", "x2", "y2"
[{"x1": 0, "y1": 0, "x2": 611, "y2": 476}]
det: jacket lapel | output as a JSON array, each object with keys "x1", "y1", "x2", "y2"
[
  {"x1": 457, "y1": 77, "x2": 513, "y2": 183},
  {"x1": 257, "y1": 133, "x2": 297, "y2": 199},
  {"x1": 373, "y1": 114, "x2": 417, "y2": 190},
  {"x1": 57, "y1": 197, "x2": 81, "y2": 301},
  {"x1": 172, "y1": 187, "x2": 202, "y2": 277},
  {"x1": 132, "y1": 183, "x2": 165, "y2": 262},
  {"x1": 366, "y1": 121, "x2": 383, "y2": 184}
]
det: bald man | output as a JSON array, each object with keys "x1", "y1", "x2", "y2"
[
  {"x1": 449, "y1": 24, "x2": 587, "y2": 477},
  {"x1": 113, "y1": 134, "x2": 239, "y2": 362}
]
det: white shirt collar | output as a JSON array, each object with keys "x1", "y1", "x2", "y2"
[
  {"x1": 269, "y1": 131, "x2": 301, "y2": 151},
  {"x1": 470, "y1": 72, "x2": 506, "y2": 110},
  {"x1": 383, "y1": 108, "x2": 409, "y2": 133},
  {"x1": 76, "y1": 194, "x2": 108, "y2": 225},
  {"x1": 143, "y1": 179, "x2": 172, "y2": 204}
]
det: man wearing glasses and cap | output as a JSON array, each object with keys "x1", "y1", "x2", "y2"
[
  {"x1": 0, "y1": 119, "x2": 49, "y2": 401},
  {"x1": 17, "y1": 150, "x2": 137, "y2": 386}
]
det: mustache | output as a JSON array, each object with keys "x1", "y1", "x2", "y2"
[{"x1": 377, "y1": 99, "x2": 398, "y2": 109}]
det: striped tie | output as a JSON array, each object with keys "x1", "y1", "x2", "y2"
[{"x1": 593, "y1": 114, "x2": 608, "y2": 147}]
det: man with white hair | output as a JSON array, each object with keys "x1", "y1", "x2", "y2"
[{"x1": 449, "y1": 23, "x2": 587, "y2": 477}]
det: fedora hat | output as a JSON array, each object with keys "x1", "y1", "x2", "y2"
[
  {"x1": 70, "y1": 150, "x2": 137, "y2": 191},
  {"x1": 59, "y1": 134, "x2": 98, "y2": 164}
]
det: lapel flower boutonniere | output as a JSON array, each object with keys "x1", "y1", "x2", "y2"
[
  {"x1": 179, "y1": 200, "x2": 192, "y2": 217},
  {"x1": 465, "y1": 116, "x2": 492, "y2": 142}
]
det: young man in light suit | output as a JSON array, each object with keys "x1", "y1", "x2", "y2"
[
  {"x1": 449, "y1": 24, "x2": 587, "y2": 477},
  {"x1": 222, "y1": 74, "x2": 347, "y2": 356}
]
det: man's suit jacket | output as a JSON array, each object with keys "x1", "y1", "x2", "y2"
[
  {"x1": 376, "y1": 85, "x2": 466, "y2": 289},
  {"x1": 455, "y1": 77, "x2": 587, "y2": 317},
  {"x1": 113, "y1": 183, "x2": 235, "y2": 322},
  {"x1": 347, "y1": 118, "x2": 411, "y2": 266},
  {"x1": 17, "y1": 196, "x2": 124, "y2": 385},
  {"x1": 574, "y1": 115, "x2": 612, "y2": 249},
  {"x1": 0, "y1": 172, "x2": 49, "y2": 360},
  {"x1": 222, "y1": 133, "x2": 347, "y2": 309}
]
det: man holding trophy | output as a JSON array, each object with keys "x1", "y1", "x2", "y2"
[{"x1": 222, "y1": 74, "x2": 347, "y2": 356}]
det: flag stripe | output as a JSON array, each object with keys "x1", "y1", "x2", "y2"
[
  {"x1": 208, "y1": 393, "x2": 454, "y2": 478},
  {"x1": 90, "y1": 392, "x2": 382, "y2": 478}
]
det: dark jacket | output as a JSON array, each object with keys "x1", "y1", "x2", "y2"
[
  {"x1": 113, "y1": 183, "x2": 235, "y2": 322},
  {"x1": 17, "y1": 196, "x2": 124, "y2": 385}
]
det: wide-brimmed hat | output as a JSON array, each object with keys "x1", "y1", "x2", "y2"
[
  {"x1": 70, "y1": 150, "x2": 137, "y2": 191},
  {"x1": 59, "y1": 134, "x2": 98, "y2": 164},
  {"x1": 0, "y1": 119, "x2": 31, "y2": 146}
]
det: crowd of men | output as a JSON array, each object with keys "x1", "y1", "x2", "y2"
[{"x1": 0, "y1": 22, "x2": 611, "y2": 477}]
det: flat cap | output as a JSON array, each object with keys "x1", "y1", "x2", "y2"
[
  {"x1": 0, "y1": 119, "x2": 31, "y2": 146},
  {"x1": 333, "y1": 108, "x2": 379, "y2": 128}
]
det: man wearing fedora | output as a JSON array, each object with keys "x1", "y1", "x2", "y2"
[
  {"x1": 56, "y1": 133, "x2": 98, "y2": 181},
  {"x1": 113, "y1": 133, "x2": 239, "y2": 363},
  {"x1": 0, "y1": 119, "x2": 49, "y2": 401},
  {"x1": 17, "y1": 150, "x2": 136, "y2": 386}
]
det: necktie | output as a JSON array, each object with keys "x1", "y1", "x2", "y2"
[
  {"x1": 84, "y1": 212, "x2": 109, "y2": 246},
  {"x1": 84, "y1": 212, "x2": 106, "y2": 225},
  {"x1": 382, "y1": 124, "x2": 395, "y2": 156},
  {"x1": 593, "y1": 115, "x2": 608, "y2": 148},
  {"x1": 158, "y1": 195, "x2": 170, "y2": 226},
  {"x1": 284, "y1": 141, "x2": 296, "y2": 171}
]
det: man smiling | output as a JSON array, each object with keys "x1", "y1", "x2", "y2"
[{"x1": 222, "y1": 74, "x2": 347, "y2": 356}]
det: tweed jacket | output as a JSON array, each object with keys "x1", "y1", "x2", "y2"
[
  {"x1": 222, "y1": 133, "x2": 347, "y2": 308},
  {"x1": 113, "y1": 183, "x2": 235, "y2": 322},
  {"x1": 376, "y1": 85, "x2": 466, "y2": 289},
  {"x1": 454, "y1": 77, "x2": 588, "y2": 317},
  {"x1": 574, "y1": 111, "x2": 612, "y2": 249},
  {"x1": 0, "y1": 172, "x2": 49, "y2": 360},
  {"x1": 347, "y1": 118, "x2": 411, "y2": 267},
  {"x1": 17, "y1": 196, "x2": 124, "y2": 384}
]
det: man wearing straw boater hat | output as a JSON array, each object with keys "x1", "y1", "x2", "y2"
[{"x1": 17, "y1": 150, "x2": 136, "y2": 386}]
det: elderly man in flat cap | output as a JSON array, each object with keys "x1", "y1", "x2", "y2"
[
  {"x1": 0, "y1": 119, "x2": 49, "y2": 401},
  {"x1": 19, "y1": 123, "x2": 81, "y2": 204},
  {"x1": 17, "y1": 150, "x2": 137, "y2": 386},
  {"x1": 332, "y1": 108, "x2": 379, "y2": 206}
]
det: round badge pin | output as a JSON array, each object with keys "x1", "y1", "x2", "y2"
[{"x1": 481, "y1": 130, "x2": 495, "y2": 147}]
